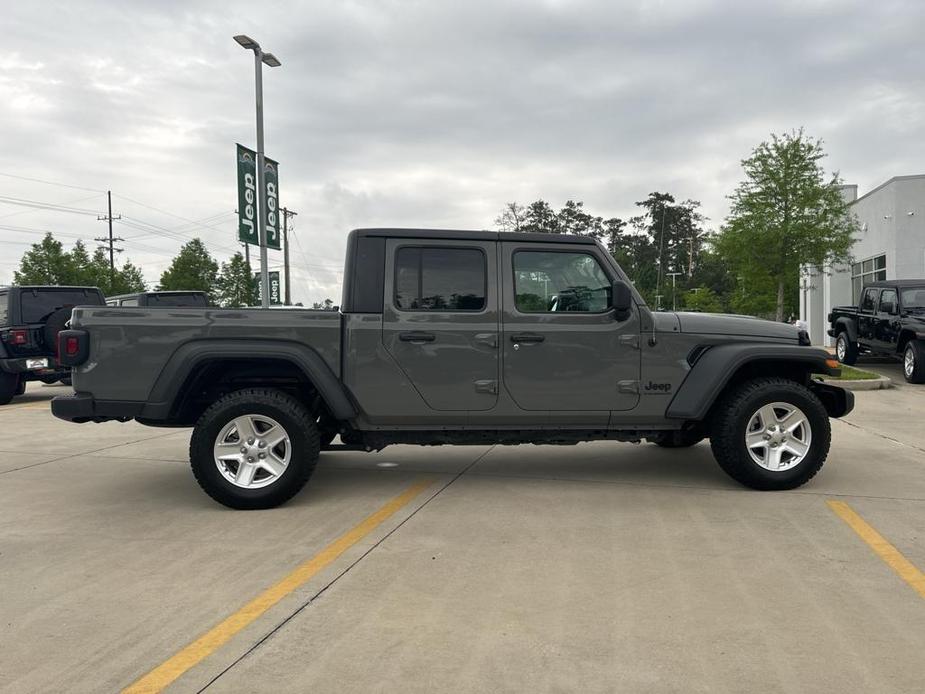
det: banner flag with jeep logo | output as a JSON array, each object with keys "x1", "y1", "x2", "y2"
[
  {"x1": 237, "y1": 145, "x2": 280, "y2": 250},
  {"x1": 263, "y1": 156, "x2": 280, "y2": 250},
  {"x1": 254, "y1": 271, "x2": 282, "y2": 305},
  {"x1": 236, "y1": 144, "x2": 258, "y2": 245}
]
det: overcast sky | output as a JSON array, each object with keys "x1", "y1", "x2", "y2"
[{"x1": 1, "y1": 0, "x2": 923, "y2": 304}]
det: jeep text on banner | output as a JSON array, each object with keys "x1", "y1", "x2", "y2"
[
  {"x1": 264, "y1": 157, "x2": 280, "y2": 250},
  {"x1": 254, "y1": 270, "x2": 282, "y2": 305},
  {"x1": 236, "y1": 144, "x2": 258, "y2": 245}
]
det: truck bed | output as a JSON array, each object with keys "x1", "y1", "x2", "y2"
[{"x1": 69, "y1": 307, "x2": 341, "y2": 404}]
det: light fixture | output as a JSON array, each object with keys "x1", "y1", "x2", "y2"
[
  {"x1": 233, "y1": 34, "x2": 259, "y2": 50},
  {"x1": 262, "y1": 53, "x2": 281, "y2": 67}
]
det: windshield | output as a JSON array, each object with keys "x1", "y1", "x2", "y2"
[
  {"x1": 20, "y1": 289, "x2": 102, "y2": 323},
  {"x1": 146, "y1": 293, "x2": 208, "y2": 307},
  {"x1": 901, "y1": 288, "x2": 925, "y2": 310}
]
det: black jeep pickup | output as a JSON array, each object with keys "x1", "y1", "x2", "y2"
[
  {"x1": 828, "y1": 280, "x2": 925, "y2": 383},
  {"x1": 52, "y1": 229, "x2": 853, "y2": 509},
  {"x1": 0, "y1": 285, "x2": 107, "y2": 404}
]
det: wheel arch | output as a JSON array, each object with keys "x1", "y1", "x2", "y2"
[
  {"x1": 666, "y1": 344, "x2": 843, "y2": 422},
  {"x1": 141, "y1": 339, "x2": 358, "y2": 426},
  {"x1": 833, "y1": 318, "x2": 857, "y2": 342}
]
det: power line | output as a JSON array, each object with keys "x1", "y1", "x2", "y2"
[
  {"x1": 0, "y1": 194, "x2": 106, "y2": 216},
  {"x1": 0, "y1": 171, "x2": 107, "y2": 194}
]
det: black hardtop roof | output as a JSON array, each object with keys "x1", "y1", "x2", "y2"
[
  {"x1": 351, "y1": 228, "x2": 599, "y2": 245},
  {"x1": 11, "y1": 285, "x2": 103, "y2": 292},
  {"x1": 867, "y1": 280, "x2": 925, "y2": 289},
  {"x1": 108, "y1": 290, "x2": 208, "y2": 300}
]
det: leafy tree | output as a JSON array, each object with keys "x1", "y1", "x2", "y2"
[
  {"x1": 13, "y1": 233, "x2": 145, "y2": 295},
  {"x1": 217, "y1": 252, "x2": 258, "y2": 307},
  {"x1": 715, "y1": 130, "x2": 858, "y2": 321},
  {"x1": 13, "y1": 234, "x2": 74, "y2": 285},
  {"x1": 158, "y1": 238, "x2": 219, "y2": 301},
  {"x1": 684, "y1": 287, "x2": 724, "y2": 313},
  {"x1": 520, "y1": 200, "x2": 560, "y2": 234}
]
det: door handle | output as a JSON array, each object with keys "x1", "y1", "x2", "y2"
[
  {"x1": 399, "y1": 331, "x2": 436, "y2": 343},
  {"x1": 510, "y1": 334, "x2": 545, "y2": 343}
]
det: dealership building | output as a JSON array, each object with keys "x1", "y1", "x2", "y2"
[{"x1": 800, "y1": 174, "x2": 925, "y2": 346}]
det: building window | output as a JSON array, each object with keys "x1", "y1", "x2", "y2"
[{"x1": 851, "y1": 254, "x2": 886, "y2": 303}]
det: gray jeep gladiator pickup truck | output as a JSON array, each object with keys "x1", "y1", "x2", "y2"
[{"x1": 52, "y1": 228, "x2": 853, "y2": 509}]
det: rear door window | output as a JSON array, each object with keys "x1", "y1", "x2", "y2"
[
  {"x1": 860, "y1": 288, "x2": 879, "y2": 313},
  {"x1": 20, "y1": 289, "x2": 99, "y2": 323},
  {"x1": 0, "y1": 292, "x2": 8, "y2": 325},
  {"x1": 394, "y1": 247, "x2": 486, "y2": 311}
]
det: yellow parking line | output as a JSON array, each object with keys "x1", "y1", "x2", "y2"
[
  {"x1": 827, "y1": 500, "x2": 925, "y2": 601},
  {"x1": 123, "y1": 478, "x2": 434, "y2": 694}
]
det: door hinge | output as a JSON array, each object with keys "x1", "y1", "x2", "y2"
[
  {"x1": 619, "y1": 334, "x2": 640, "y2": 349},
  {"x1": 618, "y1": 380, "x2": 639, "y2": 394},
  {"x1": 474, "y1": 379, "x2": 498, "y2": 394}
]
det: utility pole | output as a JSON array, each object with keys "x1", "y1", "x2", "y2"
[
  {"x1": 95, "y1": 190, "x2": 123, "y2": 287},
  {"x1": 281, "y1": 207, "x2": 297, "y2": 306},
  {"x1": 655, "y1": 202, "x2": 669, "y2": 302},
  {"x1": 667, "y1": 272, "x2": 683, "y2": 311}
]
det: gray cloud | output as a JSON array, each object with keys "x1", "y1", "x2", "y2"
[{"x1": 2, "y1": 0, "x2": 923, "y2": 302}]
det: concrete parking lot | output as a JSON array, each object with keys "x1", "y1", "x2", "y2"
[{"x1": 1, "y1": 381, "x2": 924, "y2": 693}]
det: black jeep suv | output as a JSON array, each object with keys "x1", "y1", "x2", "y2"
[{"x1": 0, "y1": 286, "x2": 106, "y2": 404}]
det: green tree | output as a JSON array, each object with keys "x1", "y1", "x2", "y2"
[
  {"x1": 158, "y1": 238, "x2": 219, "y2": 301},
  {"x1": 684, "y1": 287, "x2": 724, "y2": 313},
  {"x1": 13, "y1": 234, "x2": 75, "y2": 285},
  {"x1": 494, "y1": 202, "x2": 528, "y2": 232},
  {"x1": 217, "y1": 252, "x2": 258, "y2": 307},
  {"x1": 715, "y1": 130, "x2": 858, "y2": 321},
  {"x1": 520, "y1": 200, "x2": 560, "y2": 234}
]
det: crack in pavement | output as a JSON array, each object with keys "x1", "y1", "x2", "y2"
[{"x1": 196, "y1": 444, "x2": 497, "y2": 693}]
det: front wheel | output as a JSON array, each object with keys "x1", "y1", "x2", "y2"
[
  {"x1": 710, "y1": 378, "x2": 830, "y2": 490},
  {"x1": 835, "y1": 332, "x2": 858, "y2": 366},
  {"x1": 190, "y1": 388, "x2": 320, "y2": 509},
  {"x1": 904, "y1": 340, "x2": 925, "y2": 384}
]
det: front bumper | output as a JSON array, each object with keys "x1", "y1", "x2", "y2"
[
  {"x1": 51, "y1": 393, "x2": 142, "y2": 423},
  {"x1": 809, "y1": 380, "x2": 855, "y2": 418}
]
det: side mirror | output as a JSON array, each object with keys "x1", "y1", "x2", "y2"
[
  {"x1": 611, "y1": 280, "x2": 633, "y2": 320},
  {"x1": 881, "y1": 301, "x2": 895, "y2": 315}
]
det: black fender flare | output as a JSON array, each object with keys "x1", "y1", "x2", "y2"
[
  {"x1": 832, "y1": 318, "x2": 857, "y2": 343},
  {"x1": 666, "y1": 344, "x2": 839, "y2": 421},
  {"x1": 140, "y1": 339, "x2": 358, "y2": 421}
]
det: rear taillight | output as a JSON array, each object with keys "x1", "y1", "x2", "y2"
[
  {"x1": 57, "y1": 329, "x2": 89, "y2": 366},
  {"x1": 10, "y1": 329, "x2": 28, "y2": 345}
]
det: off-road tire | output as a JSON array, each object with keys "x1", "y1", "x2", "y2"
[
  {"x1": 652, "y1": 430, "x2": 705, "y2": 448},
  {"x1": 904, "y1": 340, "x2": 925, "y2": 384},
  {"x1": 15, "y1": 376, "x2": 26, "y2": 395},
  {"x1": 190, "y1": 388, "x2": 320, "y2": 509},
  {"x1": 42, "y1": 307, "x2": 72, "y2": 351},
  {"x1": 710, "y1": 377, "x2": 830, "y2": 490},
  {"x1": 0, "y1": 372, "x2": 19, "y2": 405},
  {"x1": 835, "y1": 331, "x2": 858, "y2": 366}
]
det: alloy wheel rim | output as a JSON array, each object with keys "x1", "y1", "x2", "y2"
[
  {"x1": 745, "y1": 402, "x2": 812, "y2": 472},
  {"x1": 213, "y1": 414, "x2": 291, "y2": 489},
  {"x1": 905, "y1": 347, "x2": 915, "y2": 377},
  {"x1": 836, "y1": 336, "x2": 846, "y2": 361}
]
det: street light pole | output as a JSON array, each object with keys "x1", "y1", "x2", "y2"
[
  {"x1": 667, "y1": 271, "x2": 683, "y2": 311},
  {"x1": 235, "y1": 34, "x2": 281, "y2": 309}
]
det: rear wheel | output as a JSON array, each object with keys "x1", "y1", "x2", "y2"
[
  {"x1": 190, "y1": 388, "x2": 320, "y2": 509},
  {"x1": 903, "y1": 340, "x2": 925, "y2": 384},
  {"x1": 710, "y1": 378, "x2": 830, "y2": 490},
  {"x1": 0, "y1": 372, "x2": 19, "y2": 405},
  {"x1": 15, "y1": 377, "x2": 26, "y2": 395},
  {"x1": 835, "y1": 331, "x2": 858, "y2": 366}
]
